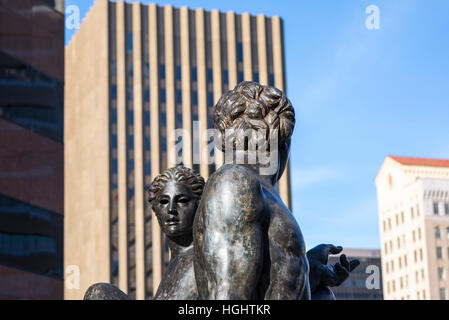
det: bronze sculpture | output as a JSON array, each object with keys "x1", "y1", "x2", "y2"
[
  {"x1": 84, "y1": 282, "x2": 130, "y2": 300},
  {"x1": 148, "y1": 166, "x2": 204, "y2": 300},
  {"x1": 193, "y1": 81, "x2": 308, "y2": 299},
  {"x1": 307, "y1": 244, "x2": 360, "y2": 299},
  {"x1": 85, "y1": 165, "x2": 204, "y2": 300},
  {"x1": 193, "y1": 81, "x2": 358, "y2": 299},
  {"x1": 84, "y1": 81, "x2": 359, "y2": 300}
]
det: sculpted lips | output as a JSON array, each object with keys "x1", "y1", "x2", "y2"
[{"x1": 166, "y1": 219, "x2": 180, "y2": 226}]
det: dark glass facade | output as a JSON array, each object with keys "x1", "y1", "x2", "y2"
[
  {"x1": 141, "y1": 4, "x2": 153, "y2": 299},
  {"x1": 220, "y1": 13, "x2": 229, "y2": 93},
  {"x1": 265, "y1": 17, "x2": 275, "y2": 87},
  {"x1": 204, "y1": 12, "x2": 215, "y2": 175},
  {"x1": 108, "y1": 2, "x2": 119, "y2": 288},
  {"x1": 0, "y1": 194, "x2": 63, "y2": 278},
  {"x1": 156, "y1": 5, "x2": 171, "y2": 282},
  {"x1": 0, "y1": 0, "x2": 64, "y2": 299},
  {"x1": 189, "y1": 10, "x2": 200, "y2": 174},
  {"x1": 174, "y1": 8, "x2": 183, "y2": 133},
  {"x1": 125, "y1": 3, "x2": 136, "y2": 299},
  {"x1": 0, "y1": 52, "x2": 63, "y2": 143},
  {"x1": 250, "y1": 16, "x2": 259, "y2": 83}
]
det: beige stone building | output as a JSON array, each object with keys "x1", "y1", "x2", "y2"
[
  {"x1": 65, "y1": 0, "x2": 291, "y2": 300},
  {"x1": 376, "y1": 156, "x2": 449, "y2": 300}
]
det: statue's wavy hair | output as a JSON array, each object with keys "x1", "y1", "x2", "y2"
[
  {"x1": 147, "y1": 165, "x2": 205, "y2": 207},
  {"x1": 214, "y1": 81, "x2": 295, "y2": 152}
]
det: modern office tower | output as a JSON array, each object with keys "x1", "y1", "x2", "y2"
[
  {"x1": 328, "y1": 249, "x2": 383, "y2": 300},
  {"x1": 65, "y1": 0, "x2": 291, "y2": 300},
  {"x1": 376, "y1": 156, "x2": 449, "y2": 300},
  {"x1": 0, "y1": 0, "x2": 64, "y2": 299}
]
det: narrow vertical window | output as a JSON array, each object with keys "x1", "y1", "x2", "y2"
[
  {"x1": 437, "y1": 246, "x2": 443, "y2": 259},
  {"x1": 438, "y1": 267, "x2": 445, "y2": 280},
  {"x1": 435, "y1": 226, "x2": 441, "y2": 238},
  {"x1": 109, "y1": 1, "x2": 119, "y2": 288},
  {"x1": 434, "y1": 202, "x2": 439, "y2": 215},
  {"x1": 440, "y1": 288, "x2": 446, "y2": 300}
]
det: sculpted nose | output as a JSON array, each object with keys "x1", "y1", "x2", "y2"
[{"x1": 168, "y1": 200, "x2": 177, "y2": 215}]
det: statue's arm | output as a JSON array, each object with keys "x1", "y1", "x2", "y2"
[
  {"x1": 193, "y1": 166, "x2": 266, "y2": 300},
  {"x1": 265, "y1": 224, "x2": 311, "y2": 300}
]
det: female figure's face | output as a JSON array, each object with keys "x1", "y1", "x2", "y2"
[{"x1": 153, "y1": 180, "x2": 198, "y2": 238}]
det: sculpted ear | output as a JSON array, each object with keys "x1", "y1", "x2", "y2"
[{"x1": 214, "y1": 128, "x2": 226, "y2": 153}]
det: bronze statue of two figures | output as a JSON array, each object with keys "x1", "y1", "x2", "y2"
[{"x1": 84, "y1": 81, "x2": 360, "y2": 301}]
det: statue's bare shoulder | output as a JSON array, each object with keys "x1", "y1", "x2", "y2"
[
  {"x1": 199, "y1": 164, "x2": 267, "y2": 224},
  {"x1": 266, "y1": 193, "x2": 306, "y2": 256}
]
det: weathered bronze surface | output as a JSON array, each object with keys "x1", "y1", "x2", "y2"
[
  {"x1": 83, "y1": 283, "x2": 130, "y2": 300},
  {"x1": 193, "y1": 81, "x2": 359, "y2": 300},
  {"x1": 84, "y1": 166, "x2": 204, "y2": 300},
  {"x1": 193, "y1": 81, "x2": 310, "y2": 300},
  {"x1": 307, "y1": 244, "x2": 360, "y2": 300},
  {"x1": 148, "y1": 166, "x2": 205, "y2": 300},
  {"x1": 83, "y1": 81, "x2": 359, "y2": 300}
]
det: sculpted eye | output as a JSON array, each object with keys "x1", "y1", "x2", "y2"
[
  {"x1": 159, "y1": 199, "x2": 169, "y2": 205},
  {"x1": 178, "y1": 197, "x2": 190, "y2": 203}
]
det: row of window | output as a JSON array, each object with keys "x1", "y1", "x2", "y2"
[
  {"x1": 436, "y1": 246, "x2": 449, "y2": 259},
  {"x1": 0, "y1": 233, "x2": 56, "y2": 256},
  {"x1": 388, "y1": 246, "x2": 449, "y2": 282},
  {"x1": 384, "y1": 229, "x2": 422, "y2": 255},
  {"x1": 0, "y1": 194, "x2": 63, "y2": 279},
  {"x1": 109, "y1": 4, "x2": 119, "y2": 288},
  {"x1": 382, "y1": 205, "x2": 420, "y2": 233},
  {"x1": 384, "y1": 249, "x2": 426, "y2": 275},
  {"x1": 434, "y1": 226, "x2": 449, "y2": 240},
  {"x1": 152, "y1": 65, "x2": 273, "y2": 106},
  {"x1": 413, "y1": 248, "x2": 424, "y2": 263},
  {"x1": 385, "y1": 255, "x2": 404, "y2": 274},
  {"x1": 416, "y1": 290, "x2": 427, "y2": 300},
  {"x1": 0, "y1": 52, "x2": 64, "y2": 143},
  {"x1": 126, "y1": 5, "x2": 137, "y2": 300},
  {"x1": 394, "y1": 288, "x2": 447, "y2": 300},
  {"x1": 386, "y1": 269, "x2": 426, "y2": 296},
  {"x1": 433, "y1": 202, "x2": 449, "y2": 216},
  {"x1": 386, "y1": 248, "x2": 449, "y2": 283}
]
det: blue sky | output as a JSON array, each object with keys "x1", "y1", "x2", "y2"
[{"x1": 65, "y1": 0, "x2": 449, "y2": 250}]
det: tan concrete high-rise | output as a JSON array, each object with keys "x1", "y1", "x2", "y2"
[
  {"x1": 65, "y1": 0, "x2": 291, "y2": 300},
  {"x1": 376, "y1": 156, "x2": 449, "y2": 300}
]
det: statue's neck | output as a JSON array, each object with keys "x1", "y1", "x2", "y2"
[
  {"x1": 167, "y1": 234, "x2": 193, "y2": 257},
  {"x1": 224, "y1": 155, "x2": 279, "y2": 186}
]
